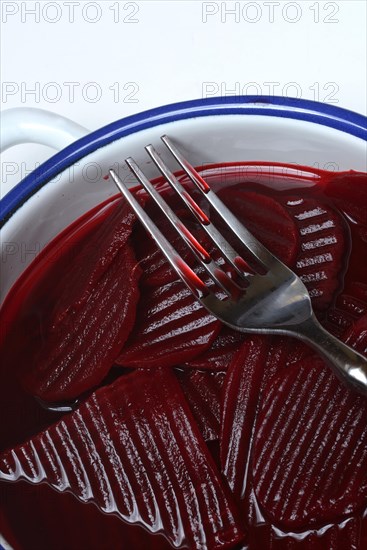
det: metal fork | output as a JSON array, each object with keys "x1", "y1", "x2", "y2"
[{"x1": 109, "y1": 136, "x2": 367, "y2": 397}]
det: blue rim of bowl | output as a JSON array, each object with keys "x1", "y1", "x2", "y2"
[
  {"x1": 0, "y1": 95, "x2": 366, "y2": 550},
  {"x1": 1, "y1": 95, "x2": 367, "y2": 228}
]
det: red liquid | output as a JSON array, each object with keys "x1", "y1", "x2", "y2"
[{"x1": 0, "y1": 164, "x2": 366, "y2": 549}]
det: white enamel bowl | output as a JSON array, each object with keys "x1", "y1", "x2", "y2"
[{"x1": 0, "y1": 95, "x2": 366, "y2": 549}]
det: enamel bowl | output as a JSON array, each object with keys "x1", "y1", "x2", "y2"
[{"x1": 0, "y1": 96, "x2": 366, "y2": 550}]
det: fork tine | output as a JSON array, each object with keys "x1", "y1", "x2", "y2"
[
  {"x1": 161, "y1": 135, "x2": 276, "y2": 270},
  {"x1": 145, "y1": 143, "x2": 252, "y2": 280},
  {"x1": 109, "y1": 169, "x2": 208, "y2": 299},
  {"x1": 124, "y1": 158, "x2": 239, "y2": 296}
]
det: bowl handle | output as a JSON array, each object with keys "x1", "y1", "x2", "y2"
[{"x1": 0, "y1": 108, "x2": 89, "y2": 152}]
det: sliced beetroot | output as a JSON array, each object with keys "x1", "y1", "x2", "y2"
[
  {"x1": 184, "y1": 325, "x2": 309, "y2": 375},
  {"x1": 0, "y1": 369, "x2": 245, "y2": 550},
  {"x1": 176, "y1": 368, "x2": 225, "y2": 441},
  {"x1": 252, "y1": 318, "x2": 367, "y2": 530},
  {"x1": 220, "y1": 336, "x2": 310, "y2": 500},
  {"x1": 220, "y1": 336, "x2": 271, "y2": 499},
  {"x1": 134, "y1": 220, "x2": 171, "y2": 286},
  {"x1": 52, "y1": 199, "x2": 136, "y2": 324},
  {"x1": 23, "y1": 239, "x2": 141, "y2": 403},
  {"x1": 253, "y1": 358, "x2": 367, "y2": 529},
  {"x1": 184, "y1": 326, "x2": 245, "y2": 371},
  {"x1": 116, "y1": 279, "x2": 221, "y2": 368},
  {"x1": 217, "y1": 188, "x2": 299, "y2": 267},
  {"x1": 283, "y1": 196, "x2": 349, "y2": 310}
]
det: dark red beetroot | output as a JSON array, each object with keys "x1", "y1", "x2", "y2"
[
  {"x1": 184, "y1": 326, "x2": 246, "y2": 372},
  {"x1": 215, "y1": 189, "x2": 300, "y2": 267},
  {"x1": 0, "y1": 369, "x2": 245, "y2": 550},
  {"x1": 50, "y1": 199, "x2": 137, "y2": 322},
  {"x1": 21, "y1": 201, "x2": 141, "y2": 402},
  {"x1": 283, "y1": 195, "x2": 349, "y2": 310},
  {"x1": 176, "y1": 368, "x2": 225, "y2": 441},
  {"x1": 252, "y1": 316, "x2": 367, "y2": 530},
  {"x1": 220, "y1": 336, "x2": 311, "y2": 500},
  {"x1": 1, "y1": 166, "x2": 367, "y2": 550},
  {"x1": 116, "y1": 278, "x2": 221, "y2": 368}
]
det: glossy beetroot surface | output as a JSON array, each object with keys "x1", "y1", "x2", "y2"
[{"x1": 0, "y1": 165, "x2": 366, "y2": 549}]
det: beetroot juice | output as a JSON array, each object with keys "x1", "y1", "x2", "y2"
[{"x1": 0, "y1": 164, "x2": 366, "y2": 550}]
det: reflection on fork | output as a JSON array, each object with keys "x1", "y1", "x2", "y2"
[{"x1": 109, "y1": 135, "x2": 367, "y2": 397}]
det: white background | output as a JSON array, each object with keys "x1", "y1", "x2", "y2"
[{"x1": 0, "y1": 0, "x2": 366, "y2": 195}]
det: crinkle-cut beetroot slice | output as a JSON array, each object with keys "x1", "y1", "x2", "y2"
[
  {"x1": 252, "y1": 320, "x2": 367, "y2": 530},
  {"x1": 220, "y1": 336, "x2": 271, "y2": 500},
  {"x1": 184, "y1": 326, "x2": 246, "y2": 371},
  {"x1": 220, "y1": 335, "x2": 310, "y2": 500},
  {"x1": 286, "y1": 197, "x2": 349, "y2": 308},
  {"x1": 217, "y1": 188, "x2": 299, "y2": 267},
  {"x1": 23, "y1": 241, "x2": 141, "y2": 402},
  {"x1": 282, "y1": 196, "x2": 348, "y2": 310},
  {"x1": 116, "y1": 279, "x2": 221, "y2": 368},
  {"x1": 53, "y1": 199, "x2": 136, "y2": 324},
  {"x1": 253, "y1": 359, "x2": 367, "y2": 530},
  {"x1": 0, "y1": 369, "x2": 245, "y2": 550},
  {"x1": 176, "y1": 368, "x2": 225, "y2": 441}
]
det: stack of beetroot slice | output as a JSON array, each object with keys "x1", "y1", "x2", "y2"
[{"x1": 0, "y1": 170, "x2": 366, "y2": 549}]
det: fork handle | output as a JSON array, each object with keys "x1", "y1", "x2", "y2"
[{"x1": 295, "y1": 314, "x2": 367, "y2": 397}]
